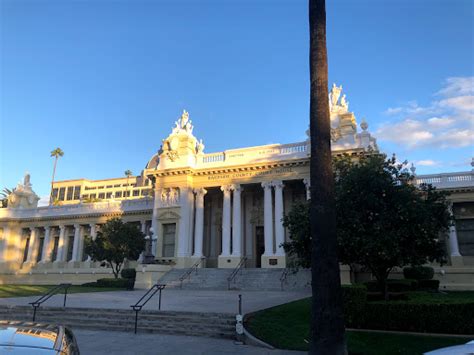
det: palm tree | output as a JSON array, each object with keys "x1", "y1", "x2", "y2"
[
  {"x1": 309, "y1": 0, "x2": 346, "y2": 354},
  {"x1": 124, "y1": 170, "x2": 133, "y2": 198},
  {"x1": 50, "y1": 148, "x2": 64, "y2": 205},
  {"x1": 0, "y1": 187, "x2": 15, "y2": 208}
]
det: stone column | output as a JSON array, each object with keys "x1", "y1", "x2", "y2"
[
  {"x1": 78, "y1": 225, "x2": 85, "y2": 262},
  {"x1": 40, "y1": 226, "x2": 52, "y2": 262},
  {"x1": 71, "y1": 224, "x2": 81, "y2": 262},
  {"x1": 273, "y1": 181, "x2": 285, "y2": 256},
  {"x1": 25, "y1": 227, "x2": 38, "y2": 263},
  {"x1": 177, "y1": 187, "x2": 192, "y2": 258},
  {"x1": 55, "y1": 225, "x2": 66, "y2": 262},
  {"x1": 231, "y1": 185, "x2": 242, "y2": 257},
  {"x1": 138, "y1": 221, "x2": 147, "y2": 262},
  {"x1": 193, "y1": 188, "x2": 207, "y2": 257},
  {"x1": 90, "y1": 224, "x2": 97, "y2": 240},
  {"x1": 261, "y1": 182, "x2": 274, "y2": 256},
  {"x1": 151, "y1": 188, "x2": 160, "y2": 241},
  {"x1": 220, "y1": 185, "x2": 232, "y2": 257},
  {"x1": 0, "y1": 226, "x2": 9, "y2": 262},
  {"x1": 448, "y1": 203, "x2": 463, "y2": 266},
  {"x1": 303, "y1": 178, "x2": 311, "y2": 200}
]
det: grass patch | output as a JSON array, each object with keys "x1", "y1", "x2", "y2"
[
  {"x1": 245, "y1": 296, "x2": 473, "y2": 353},
  {"x1": 0, "y1": 285, "x2": 126, "y2": 298}
]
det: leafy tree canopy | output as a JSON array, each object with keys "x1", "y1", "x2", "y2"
[
  {"x1": 84, "y1": 218, "x2": 145, "y2": 278},
  {"x1": 283, "y1": 153, "x2": 451, "y2": 296}
]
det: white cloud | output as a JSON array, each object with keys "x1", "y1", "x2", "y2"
[
  {"x1": 38, "y1": 195, "x2": 50, "y2": 207},
  {"x1": 416, "y1": 160, "x2": 438, "y2": 166},
  {"x1": 378, "y1": 76, "x2": 474, "y2": 150}
]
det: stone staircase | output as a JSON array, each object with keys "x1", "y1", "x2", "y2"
[
  {"x1": 160, "y1": 268, "x2": 311, "y2": 291},
  {"x1": 0, "y1": 306, "x2": 235, "y2": 339}
]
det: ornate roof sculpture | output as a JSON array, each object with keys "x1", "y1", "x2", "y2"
[
  {"x1": 328, "y1": 83, "x2": 377, "y2": 150},
  {"x1": 7, "y1": 172, "x2": 40, "y2": 209}
]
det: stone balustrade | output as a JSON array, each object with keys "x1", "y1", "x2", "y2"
[{"x1": 416, "y1": 171, "x2": 474, "y2": 189}]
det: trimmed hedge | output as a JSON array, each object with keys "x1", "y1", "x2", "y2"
[
  {"x1": 82, "y1": 277, "x2": 134, "y2": 290},
  {"x1": 418, "y1": 279, "x2": 440, "y2": 291},
  {"x1": 365, "y1": 279, "x2": 418, "y2": 293},
  {"x1": 361, "y1": 303, "x2": 474, "y2": 335},
  {"x1": 342, "y1": 285, "x2": 367, "y2": 326},
  {"x1": 121, "y1": 268, "x2": 137, "y2": 280},
  {"x1": 403, "y1": 266, "x2": 435, "y2": 281}
]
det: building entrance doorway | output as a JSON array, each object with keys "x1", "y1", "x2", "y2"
[{"x1": 255, "y1": 226, "x2": 264, "y2": 268}]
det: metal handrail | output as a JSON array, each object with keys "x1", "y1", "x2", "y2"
[
  {"x1": 178, "y1": 257, "x2": 205, "y2": 288},
  {"x1": 130, "y1": 283, "x2": 166, "y2": 334},
  {"x1": 29, "y1": 283, "x2": 72, "y2": 321},
  {"x1": 227, "y1": 257, "x2": 247, "y2": 290},
  {"x1": 280, "y1": 268, "x2": 289, "y2": 291}
]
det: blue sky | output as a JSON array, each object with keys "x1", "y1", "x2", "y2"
[{"x1": 1, "y1": 0, "x2": 473, "y2": 198}]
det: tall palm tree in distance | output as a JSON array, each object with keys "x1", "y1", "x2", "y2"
[
  {"x1": 124, "y1": 170, "x2": 133, "y2": 198},
  {"x1": 50, "y1": 148, "x2": 64, "y2": 205},
  {"x1": 309, "y1": 0, "x2": 346, "y2": 354}
]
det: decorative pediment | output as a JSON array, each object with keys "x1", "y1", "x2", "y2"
[{"x1": 157, "y1": 210, "x2": 180, "y2": 221}]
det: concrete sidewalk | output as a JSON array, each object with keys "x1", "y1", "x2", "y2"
[
  {"x1": 74, "y1": 329, "x2": 303, "y2": 354},
  {"x1": 0, "y1": 289, "x2": 310, "y2": 314}
]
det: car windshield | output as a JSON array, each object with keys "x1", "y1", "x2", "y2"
[{"x1": 0, "y1": 325, "x2": 58, "y2": 350}]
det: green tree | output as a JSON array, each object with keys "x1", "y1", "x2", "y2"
[
  {"x1": 308, "y1": 0, "x2": 346, "y2": 353},
  {"x1": 50, "y1": 147, "x2": 64, "y2": 205},
  {"x1": 282, "y1": 154, "x2": 450, "y2": 300},
  {"x1": 124, "y1": 170, "x2": 133, "y2": 199},
  {"x1": 84, "y1": 218, "x2": 145, "y2": 278}
]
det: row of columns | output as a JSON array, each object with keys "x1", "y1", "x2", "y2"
[{"x1": 191, "y1": 180, "x2": 288, "y2": 259}]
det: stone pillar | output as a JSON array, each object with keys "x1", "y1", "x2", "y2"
[
  {"x1": 303, "y1": 178, "x2": 311, "y2": 200},
  {"x1": 55, "y1": 225, "x2": 66, "y2": 262},
  {"x1": 151, "y1": 188, "x2": 160, "y2": 241},
  {"x1": 273, "y1": 181, "x2": 285, "y2": 256},
  {"x1": 138, "y1": 221, "x2": 147, "y2": 262},
  {"x1": 261, "y1": 182, "x2": 274, "y2": 256},
  {"x1": 220, "y1": 185, "x2": 232, "y2": 257},
  {"x1": 193, "y1": 188, "x2": 207, "y2": 258},
  {"x1": 71, "y1": 224, "x2": 81, "y2": 262},
  {"x1": 78, "y1": 225, "x2": 85, "y2": 262},
  {"x1": 90, "y1": 224, "x2": 97, "y2": 240},
  {"x1": 40, "y1": 226, "x2": 52, "y2": 262},
  {"x1": 177, "y1": 187, "x2": 192, "y2": 258},
  {"x1": 25, "y1": 227, "x2": 38, "y2": 263},
  {"x1": 0, "y1": 226, "x2": 9, "y2": 263},
  {"x1": 231, "y1": 185, "x2": 242, "y2": 257},
  {"x1": 448, "y1": 203, "x2": 463, "y2": 266}
]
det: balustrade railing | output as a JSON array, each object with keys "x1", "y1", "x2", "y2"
[{"x1": 178, "y1": 257, "x2": 205, "y2": 288}]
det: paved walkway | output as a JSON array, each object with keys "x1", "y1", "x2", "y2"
[
  {"x1": 0, "y1": 289, "x2": 310, "y2": 314},
  {"x1": 74, "y1": 329, "x2": 303, "y2": 354}
]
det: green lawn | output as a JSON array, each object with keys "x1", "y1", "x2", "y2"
[
  {"x1": 0, "y1": 285, "x2": 126, "y2": 298},
  {"x1": 245, "y1": 296, "x2": 473, "y2": 354}
]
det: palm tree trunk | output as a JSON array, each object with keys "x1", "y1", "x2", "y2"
[
  {"x1": 309, "y1": 0, "x2": 346, "y2": 353},
  {"x1": 49, "y1": 157, "x2": 58, "y2": 205}
]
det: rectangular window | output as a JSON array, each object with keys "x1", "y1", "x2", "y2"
[
  {"x1": 66, "y1": 235, "x2": 74, "y2": 261},
  {"x1": 52, "y1": 188, "x2": 59, "y2": 200},
  {"x1": 73, "y1": 186, "x2": 81, "y2": 200},
  {"x1": 106, "y1": 192, "x2": 112, "y2": 199},
  {"x1": 114, "y1": 184, "x2": 121, "y2": 188},
  {"x1": 36, "y1": 237, "x2": 45, "y2": 262},
  {"x1": 23, "y1": 237, "x2": 30, "y2": 262},
  {"x1": 141, "y1": 189, "x2": 149, "y2": 196},
  {"x1": 51, "y1": 236, "x2": 59, "y2": 261},
  {"x1": 82, "y1": 194, "x2": 89, "y2": 200},
  {"x1": 124, "y1": 191, "x2": 130, "y2": 197},
  {"x1": 115, "y1": 191, "x2": 122, "y2": 198},
  {"x1": 133, "y1": 190, "x2": 139, "y2": 197},
  {"x1": 162, "y1": 223, "x2": 176, "y2": 257},
  {"x1": 106, "y1": 185, "x2": 113, "y2": 188},
  {"x1": 97, "y1": 186, "x2": 104, "y2": 189},
  {"x1": 98, "y1": 193, "x2": 105, "y2": 199},
  {"x1": 90, "y1": 193, "x2": 97, "y2": 199},
  {"x1": 66, "y1": 187, "x2": 74, "y2": 201},
  {"x1": 457, "y1": 218, "x2": 474, "y2": 256},
  {"x1": 59, "y1": 187, "x2": 66, "y2": 201}
]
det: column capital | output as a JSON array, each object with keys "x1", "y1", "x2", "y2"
[
  {"x1": 303, "y1": 178, "x2": 310, "y2": 187},
  {"x1": 194, "y1": 187, "x2": 208, "y2": 197},
  {"x1": 220, "y1": 185, "x2": 233, "y2": 194},
  {"x1": 272, "y1": 180, "x2": 284, "y2": 189},
  {"x1": 59, "y1": 225, "x2": 66, "y2": 232},
  {"x1": 230, "y1": 184, "x2": 243, "y2": 193},
  {"x1": 261, "y1": 181, "x2": 273, "y2": 190}
]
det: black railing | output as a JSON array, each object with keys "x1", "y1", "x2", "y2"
[
  {"x1": 130, "y1": 283, "x2": 166, "y2": 334},
  {"x1": 280, "y1": 268, "x2": 289, "y2": 291},
  {"x1": 29, "y1": 283, "x2": 72, "y2": 321},
  {"x1": 178, "y1": 257, "x2": 205, "y2": 288},
  {"x1": 227, "y1": 257, "x2": 247, "y2": 290}
]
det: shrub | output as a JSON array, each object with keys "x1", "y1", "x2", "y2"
[
  {"x1": 95, "y1": 278, "x2": 135, "y2": 290},
  {"x1": 121, "y1": 268, "x2": 137, "y2": 280},
  {"x1": 361, "y1": 302, "x2": 474, "y2": 334},
  {"x1": 342, "y1": 285, "x2": 367, "y2": 327},
  {"x1": 365, "y1": 279, "x2": 418, "y2": 293},
  {"x1": 403, "y1": 266, "x2": 434, "y2": 280},
  {"x1": 418, "y1": 279, "x2": 440, "y2": 291}
]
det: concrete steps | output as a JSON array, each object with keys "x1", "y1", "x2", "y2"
[
  {"x1": 0, "y1": 306, "x2": 235, "y2": 339},
  {"x1": 160, "y1": 267, "x2": 311, "y2": 291}
]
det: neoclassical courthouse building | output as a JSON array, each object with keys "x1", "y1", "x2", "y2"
[{"x1": 1, "y1": 85, "x2": 473, "y2": 289}]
